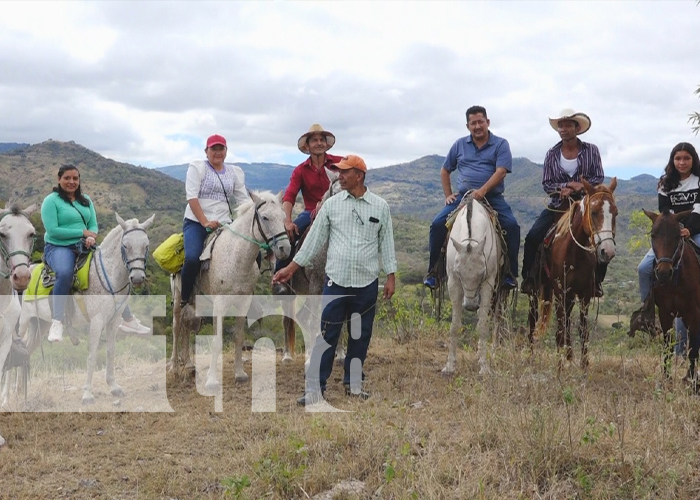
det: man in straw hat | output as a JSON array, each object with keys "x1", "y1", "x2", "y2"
[
  {"x1": 424, "y1": 105, "x2": 520, "y2": 290},
  {"x1": 520, "y1": 108, "x2": 606, "y2": 296},
  {"x1": 273, "y1": 124, "x2": 343, "y2": 295},
  {"x1": 273, "y1": 155, "x2": 397, "y2": 405}
]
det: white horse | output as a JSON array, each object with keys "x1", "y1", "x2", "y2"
[
  {"x1": 170, "y1": 191, "x2": 291, "y2": 389},
  {"x1": 0, "y1": 204, "x2": 38, "y2": 447},
  {"x1": 281, "y1": 168, "x2": 346, "y2": 365},
  {"x1": 444, "y1": 195, "x2": 504, "y2": 375},
  {"x1": 17, "y1": 213, "x2": 155, "y2": 405}
]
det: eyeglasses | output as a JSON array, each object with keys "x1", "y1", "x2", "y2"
[{"x1": 352, "y1": 208, "x2": 364, "y2": 225}]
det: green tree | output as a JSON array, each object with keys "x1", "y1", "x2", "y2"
[{"x1": 627, "y1": 209, "x2": 652, "y2": 254}]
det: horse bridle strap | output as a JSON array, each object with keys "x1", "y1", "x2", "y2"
[
  {"x1": 654, "y1": 236, "x2": 684, "y2": 280},
  {"x1": 0, "y1": 211, "x2": 36, "y2": 279},
  {"x1": 251, "y1": 200, "x2": 288, "y2": 250},
  {"x1": 96, "y1": 227, "x2": 149, "y2": 295},
  {"x1": 569, "y1": 192, "x2": 616, "y2": 255}
]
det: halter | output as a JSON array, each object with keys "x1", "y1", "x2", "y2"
[
  {"x1": 568, "y1": 191, "x2": 616, "y2": 256},
  {"x1": 96, "y1": 227, "x2": 149, "y2": 295},
  {"x1": 653, "y1": 234, "x2": 684, "y2": 282},
  {"x1": 225, "y1": 199, "x2": 289, "y2": 252},
  {"x1": 0, "y1": 211, "x2": 36, "y2": 280}
]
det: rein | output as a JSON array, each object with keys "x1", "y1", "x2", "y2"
[
  {"x1": 0, "y1": 211, "x2": 36, "y2": 279},
  {"x1": 653, "y1": 235, "x2": 685, "y2": 281},
  {"x1": 95, "y1": 227, "x2": 149, "y2": 296},
  {"x1": 567, "y1": 191, "x2": 616, "y2": 256},
  {"x1": 224, "y1": 199, "x2": 289, "y2": 252}
]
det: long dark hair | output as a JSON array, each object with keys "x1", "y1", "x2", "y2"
[
  {"x1": 659, "y1": 143, "x2": 700, "y2": 193},
  {"x1": 53, "y1": 164, "x2": 91, "y2": 207}
]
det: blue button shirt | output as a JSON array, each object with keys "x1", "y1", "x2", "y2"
[{"x1": 442, "y1": 132, "x2": 513, "y2": 195}]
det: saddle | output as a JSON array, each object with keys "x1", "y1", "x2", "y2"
[
  {"x1": 199, "y1": 226, "x2": 267, "y2": 273},
  {"x1": 24, "y1": 251, "x2": 93, "y2": 302}
]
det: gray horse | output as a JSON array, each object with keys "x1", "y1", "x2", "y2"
[
  {"x1": 0, "y1": 203, "x2": 38, "y2": 447},
  {"x1": 17, "y1": 213, "x2": 155, "y2": 405},
  {"x1": 170, "y1": 191, "x2": 291, "y2": 388},
  {"x1": 280, "y1": 168, "x2": 346, "y2": 365}
]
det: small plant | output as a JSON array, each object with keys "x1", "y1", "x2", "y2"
[{"x1": 221, "y1": 475, "x2": 251, "y2": 498}]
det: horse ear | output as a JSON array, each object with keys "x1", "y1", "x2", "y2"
[
  {"x1": 449, "y1": 235, "x2": 466, "y2": 254},
  {"x1": 277, "y1": 190, "x2": 284, "y2": 203},
  {"x1": 23, "y1": 203, "x2": 39, "y2": 216},
  {"x1": 140, "y1": 214, "x2": 156, "y2": 230},
  {"x1": 581, "y1": 178, "x2": 594, "y2": 194},
  {"x1": 608, "y1": 177, "x2": 617, "y2": 193},
  {"x1": 643, "y1": 209, "x2": 659, "y2": 223},
  {"x1": 325, "y1": 167, "x2": 340, "y2": 182},
  {"x1": 115, "y1": 212, "x2": 127, "y2": 229},
  {"x1": 249, "y1": 191, "x2": 261, "y2": 205}
]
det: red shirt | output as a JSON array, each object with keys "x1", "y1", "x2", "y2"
[{"x1": 282, "y1": 154, "x2": 343, "y2": 211}]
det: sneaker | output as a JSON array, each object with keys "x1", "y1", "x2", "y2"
[
  {"x1": 296, "y1": 391, "x2": 325, "y2": 406},
  {"x1": 48, "y1": 320, "x2": 64, "y2": 343},
  {"x1": 344, "y1": 384, "x2": 370, "y2": 400},
  {"x1": 423, "y1": 275, "x2": 437, "y2": 289},
  {"x1": 119, "y1": 316, "x2": 151, "y2": 335},
  {"x1": 501, "y1": 276, "x2": 517, "y2": 290}
]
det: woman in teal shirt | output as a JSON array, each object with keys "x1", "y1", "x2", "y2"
[{"x1": 42, "y1": 164, "x2": 149, "y2": 342}]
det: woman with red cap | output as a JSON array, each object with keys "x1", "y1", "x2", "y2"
[{"x1": 180, "y1": 134, "x2": 250, "y2": 307}]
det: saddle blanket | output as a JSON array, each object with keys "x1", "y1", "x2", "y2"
[{"x1": 24, "y1": 253, "x2": 93, "y2": 302}]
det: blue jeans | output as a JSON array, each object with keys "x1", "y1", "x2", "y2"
[
  {"x1": 428, "y1": 193, "x2": 520, "y2": 278},
  {"x1": 45, "y1": 243, "x2": 133, "y2": 322},
  {"x1": 275, "y1": 210, "x2": 312, "y2": 272},
  {"x1": 181, "y1": 218, "x2": 209, "y2": 303},
  {"x1": 305, "y1": 278, "x2": 378, "y2": 393}
]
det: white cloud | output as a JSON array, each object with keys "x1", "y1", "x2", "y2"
[{"x1": 0, "y1": 0, "x2": 698, "y2": 178}]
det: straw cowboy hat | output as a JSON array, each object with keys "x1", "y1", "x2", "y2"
[
  {"x1": 298, "y1": 124, "x2": 336, "y2": 154},
  {"x1": 548, "y1": 109, "x2": 591, "y2": 135}
]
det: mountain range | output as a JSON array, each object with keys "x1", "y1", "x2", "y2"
[{"x1": 0, "y1": 141, "x2": 659, "y2": 248}]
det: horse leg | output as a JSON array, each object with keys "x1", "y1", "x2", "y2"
[
  {"x1": 658, "y1": 312, "x2": 674, "y2": 378},
  {"x1": 527, "y1": 294, "x2": 538, "y2": 346},
  {"x1": 83, "y1": 315, "x2": 106, "y2": 405},
  {"x1": 684, "y1": 313, "x2": 700, "y2": 392},
  {"x1": 442, "y1": 284, "x2": 462, "y2": 375},
  {"x1": 205, "y1": 315, "x2": 223, "y2": 391},
  {"x1": 563, "y1": 298, "x2": 575, "y2": 362},
  {"x1": 105, "y1": 316, "x2": 125, "y2": 397},
  {"x1": 476, "y1": 288, "x2": 495, "y2": 375},
  {"x1": 281, "y1": 301, "x2": 295, "y2": 363},
  {"x1": 579, "y1": 298, "x2": 591, "y2": 370},
  {"x1": 233, "y1": 316, "x2": 249, "y2": 383}
]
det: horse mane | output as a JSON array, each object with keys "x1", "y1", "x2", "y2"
[
  {"x1": 553, "y1": 184, "x2": 614, "y2": 240},
  {"x1": 0, "y1": 200, "x2": 23, "y2": 215},
  {"x1": 236, "y1": 190, "x2": 278, "y2": 218}
]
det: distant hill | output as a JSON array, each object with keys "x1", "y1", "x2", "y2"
[
  {"x1": 0, "y1": 142, "x2": 30, "y2": 153},
  {"x1": 157, "y1": 162, "x2": 294, "y2": 193}
]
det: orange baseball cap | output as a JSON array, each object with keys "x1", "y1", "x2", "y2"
[{"x1": 331, "y1": 154, "x2": 367, "y2": 173}]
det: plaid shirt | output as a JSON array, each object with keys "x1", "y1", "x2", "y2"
[
  {"x1": 542, "y1": 139, "x2": 604, "y2": 208},
  {"x1": 293, "y1": 188, "x2": 397, "y2": 288}
]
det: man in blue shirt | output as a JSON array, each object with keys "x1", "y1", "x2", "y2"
[{"x1": 424, "y1": 105, "x2": 520, "y2": 289}]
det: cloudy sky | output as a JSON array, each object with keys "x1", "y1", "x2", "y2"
[{"x1": 1, "y1": 1, "x2": 699, "y2": 179}]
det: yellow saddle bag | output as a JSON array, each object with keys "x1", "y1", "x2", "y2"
[{"x1": 153, "y1": 232, "x2": 185, "y2": 274}]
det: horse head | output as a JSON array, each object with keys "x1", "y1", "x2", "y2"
[
  {"x1": 116, "y1": 212, "x2": 155, "y2": 286},
  {"x1": 645, "y1": 209, "x2": 688, "y2": 285},
  {"x1": 0, "y1": 203, "x2": 38, "y2": 292},
  {"x1": 248, "y1": 191, "x2": 292, "y2": 262},
  {"x1": 323, "y1": 167, "x2": 342, "y2": 200},
  {"x1": 581, "y1": 178, "x2": 618, "y2": 263}
]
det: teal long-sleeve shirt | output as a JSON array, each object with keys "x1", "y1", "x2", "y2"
[{"x1": 41, "y1": 192, "x2": 98, "y2": 246}]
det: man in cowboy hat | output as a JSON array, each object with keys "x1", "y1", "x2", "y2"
[
  {"x1": 273, "y1": 124, "x2": 343, "y2": 295},
  {"x1": 424, "y1": 105, "x2": 520, "y2": 290},
  {"x1": 520, "y1": 108, "x2": 606, "y2": 296}
]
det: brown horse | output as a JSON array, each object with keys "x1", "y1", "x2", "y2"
[
  {"x1": 643, "y1": 209, "x2": 700, "y2": 385},
  {"x1": 527, "y1": 178, "x2": 618, "y2": 368}
]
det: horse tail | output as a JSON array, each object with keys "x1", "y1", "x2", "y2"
[{"x1": 535, "y1": 286, "x2": 553, "y2": 339}]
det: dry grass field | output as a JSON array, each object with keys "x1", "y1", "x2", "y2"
[{"x1": 2, "y1": 318, "x2": 700, "y2": 500}]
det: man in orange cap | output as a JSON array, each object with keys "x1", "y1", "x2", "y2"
[
  {"x1": 273, "y1": 155, "x2": 397, "y2": 405},
  {"x1": 273, "y1": 124, "x2": 342, "y2": 295}
]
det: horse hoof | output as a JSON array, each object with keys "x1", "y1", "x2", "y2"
[
  {"x1": 234, "y1": 373, "x2": 249, "y2": 383},
  {"x1": 281, "y1": 354, "x2": 293, "y2": 364},
  {"x1": 111, "y1": 387, "x2": 125, "y2": 397},
  {"x1": 440, "y1": 367, "x2": 455, "y2": 377},
  {"x1": 82, "y1": 395, "x2": 96, "y2": 405},
  {"x1": 204, "y1": 380, "x2": 220, "y2": 393},
  {"x1": 0, "y1": 436, "x2": 5, "y2": 447}
]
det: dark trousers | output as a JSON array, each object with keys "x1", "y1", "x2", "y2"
[
  {"x1": 522, "y1": 208, "x2": 608, "y2": 283},
  {"x1": 275, "y1": 210, "x2": 312, "y2": 272},
  {"x1": 428, "y1": 193, "x2": 520, "y2": 278},
  {"x1": 306, "y1": 278, "x2": 379, "y2": 393},
  {"x1": 181, "y1": 218, "x2": 209, "y2": 303}
]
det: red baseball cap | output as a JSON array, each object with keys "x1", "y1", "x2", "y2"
[
  {"x1": 331, "y1": 154, "x2": 367, "y2": 173},
  {"x1": 206, "y1": 134, "x2": 227, "y2": 148}
]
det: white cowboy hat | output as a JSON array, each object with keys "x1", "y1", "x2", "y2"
[
  {"x1": 548, "y1": 109, "x2": 591, "y2": 135},
  {"x1": 297, "y1": 124, "x2": 336, "y2": 154}
]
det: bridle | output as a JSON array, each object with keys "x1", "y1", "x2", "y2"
[
  {"x1": 0, "y1": 211, "x2": 36, "y2": 280},
  {"x1": 96, "y1": 226, "x2": 149, "y2": 295},
  {"x1": 653, "y1": 233, "x2": 684, "y2": 282},
  {"x1": 226, "y1": 198, "x2": 289, "y2": 253},
  {"x1": 568, "y1": 191, "x2": 616, "y2": 257}
]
